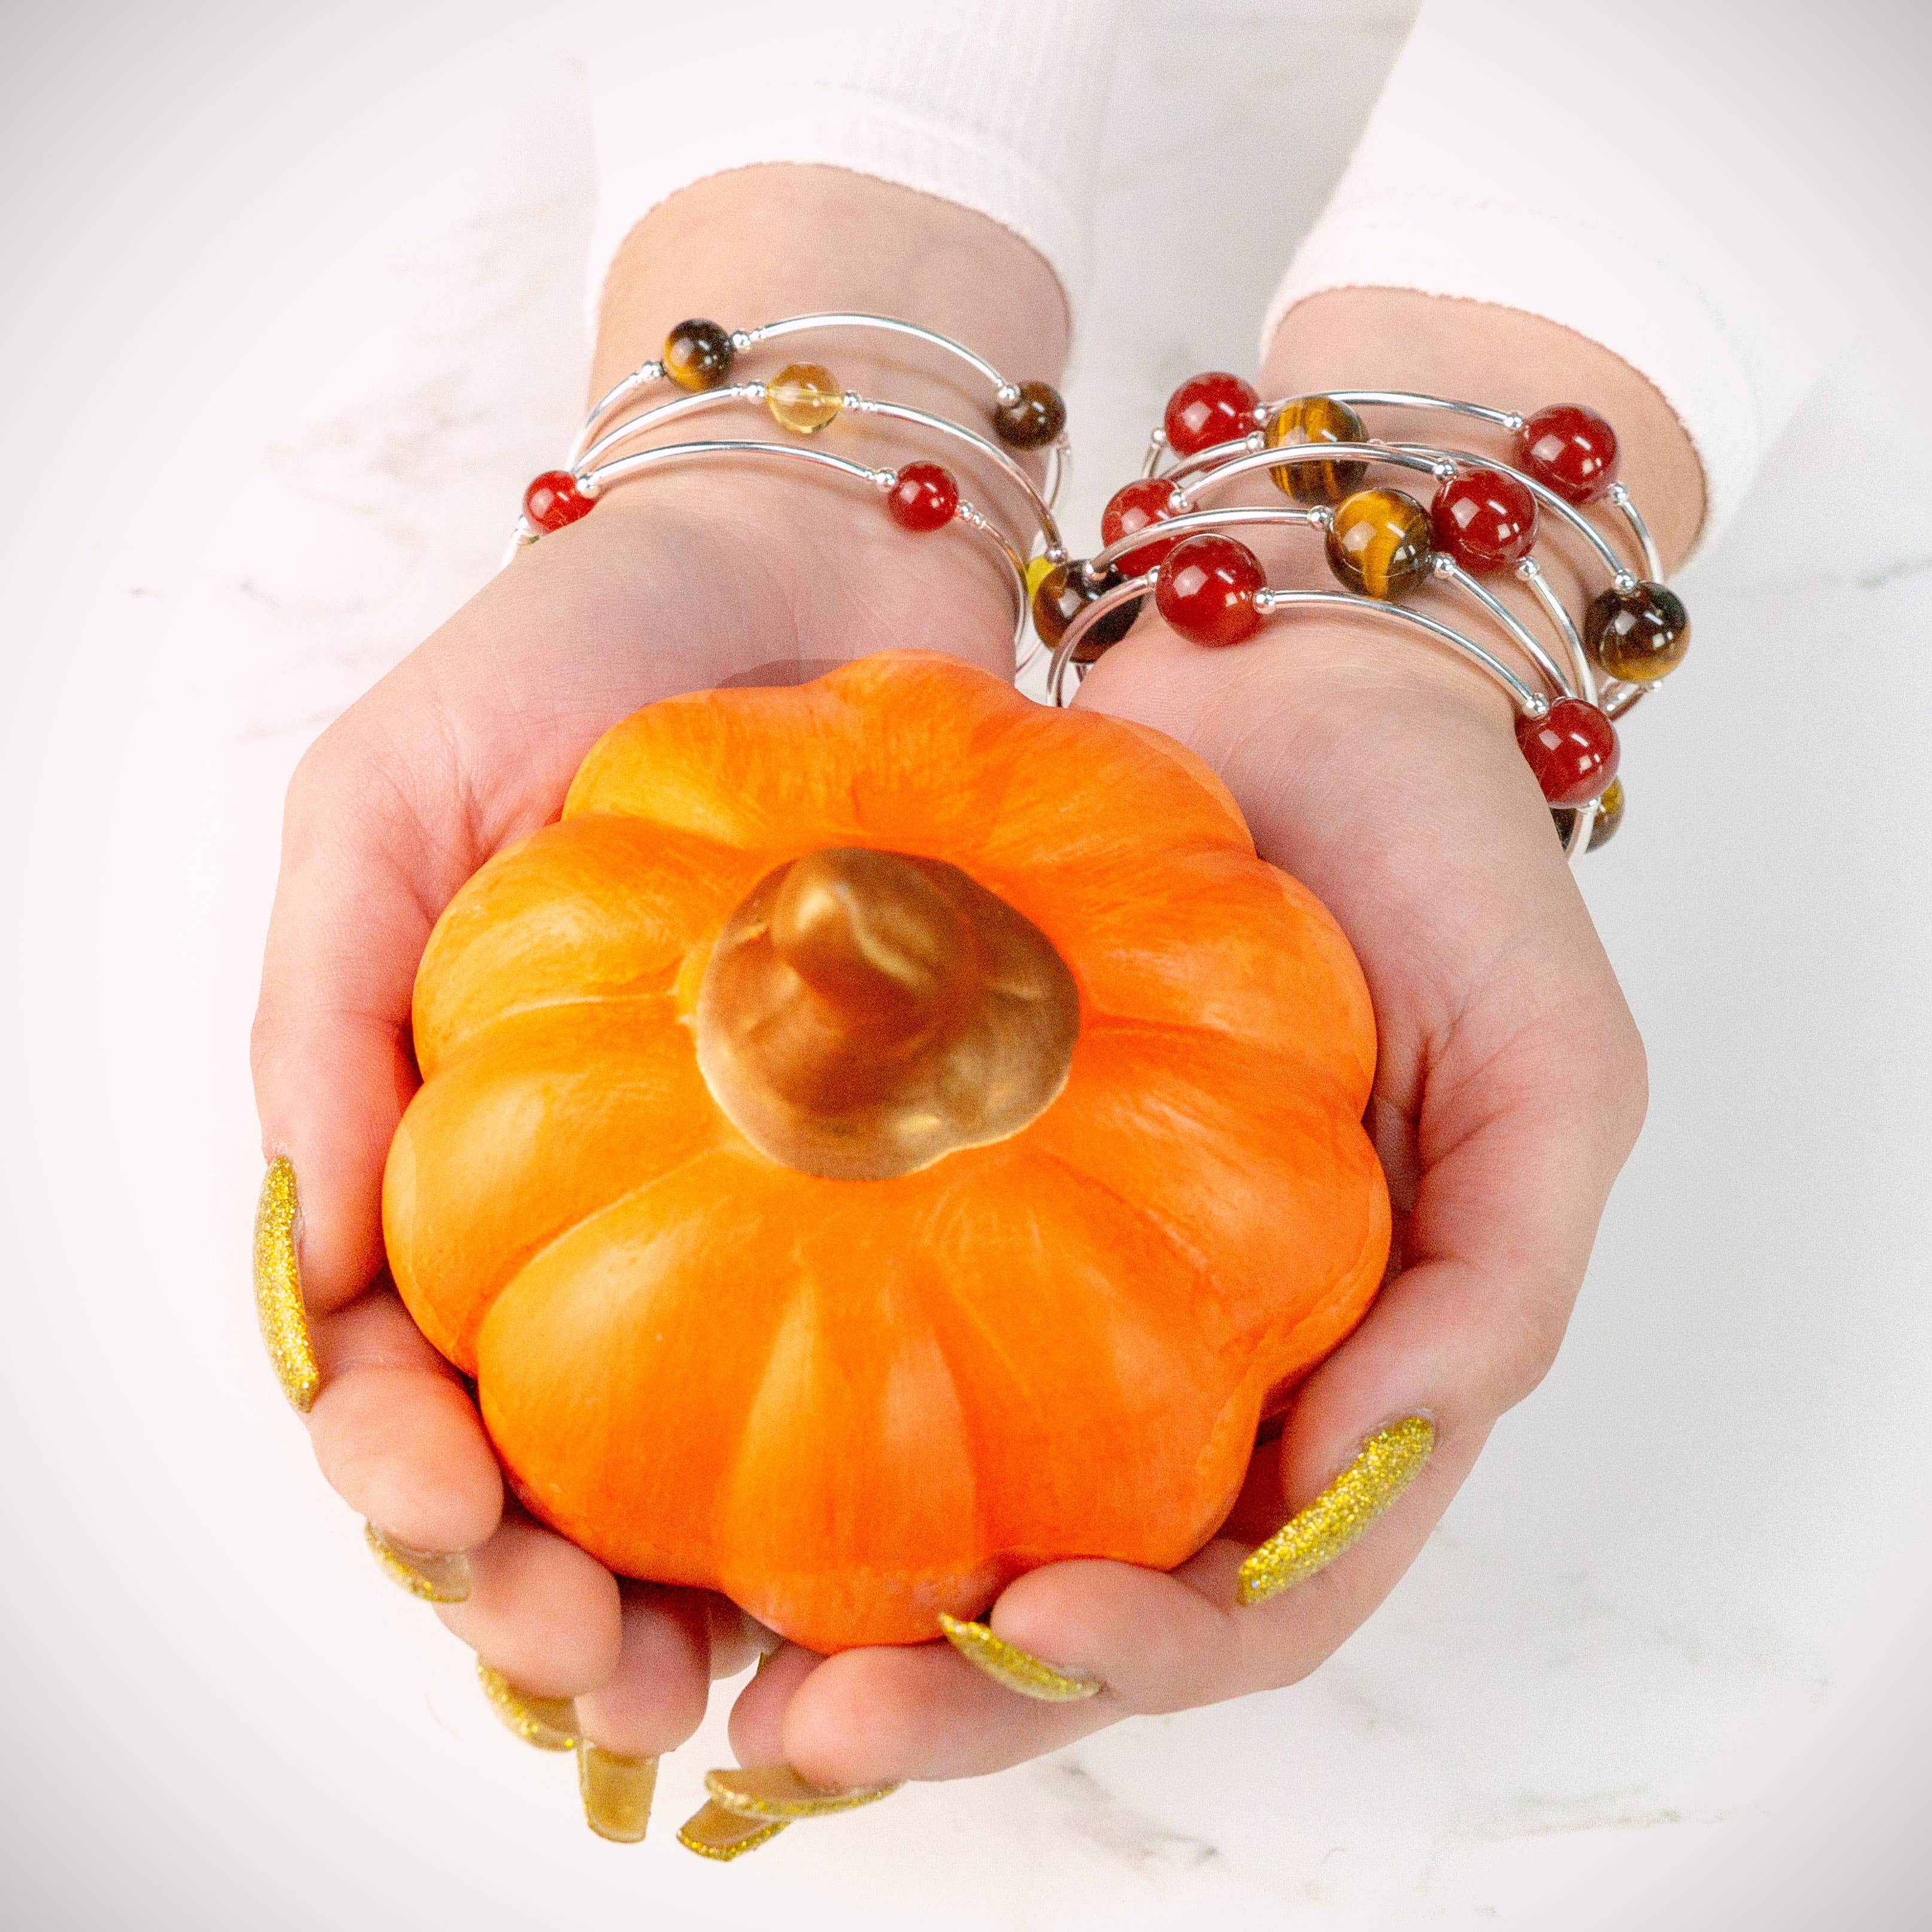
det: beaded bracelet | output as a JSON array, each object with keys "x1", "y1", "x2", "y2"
[
  {"x1": 1046, "y1": 373, "x2": 1689, "y2": 861},
  {"x1": 504, "y1": 314, "x2": 1071, "y2": 668}
]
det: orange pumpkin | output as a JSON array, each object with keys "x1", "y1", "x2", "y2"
[{"x1": 382, "y1": 651, "x2": 1388, "y2": 1651}]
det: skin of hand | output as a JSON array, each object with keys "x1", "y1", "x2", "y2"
[{"x1": 252, "y1": 167, "x2": 1696, "y2": 1791}]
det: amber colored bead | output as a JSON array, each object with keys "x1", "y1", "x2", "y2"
[
  {"x1": 1517, "y1": 699, "x2": 1619, "y2": 807},
  {"x1": 1101, "y1": 477, "x2": 1184, "y2": 573},
  {"x1": 1032, "y1": 562, "x2": 1141, "y2": 654},
  {"x1": 1023, "y1": 553, "x2": 1057, "y2": 603},
  {"x1": 1325, "y1": 487, "x2": 1434, "y2": 602},
  {"x1": 1154, "y1": 534, "x2": 1266, "y2": 647},
  {"x1": 766, "y1": 363, "x2": 843, "y2": 434},
  {"x1": 886, "y1": 462, "x2": 959, "y2": 532},
  {"x1": 663, "y1": 318, "x2": 736, "y2": 391},
  {"x1": 993, "y1": 382, "x2": 1066, "y2": 450},
  {"x1": 1552, "y1": 776, "x2": 1625, "y2": 852},
  {"x1": 1163, "y1": 372, "x2": 1260, "y2": 458},
  {"x1": 1264, "y1": 395, "x2": 1367, "y2": 505},
  {"x1": 1517, "y1": 404, "x2": 1618, "y2": 504},
  {"x1": 1585, "y1": 580, "x2": 1689, "y2": 682},
  {"x1": 1431, "y1": 465, "x2": 1538, "y2": 573},
  {"x1": 524, "y1": 470, "x2": 593, "y2": 532}
]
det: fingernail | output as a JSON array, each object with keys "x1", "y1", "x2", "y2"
[
  {"x1": 254, "y1": 1155, "x2": 320, "y2": 1412},
  {"x1": 1237, "y1": 1415, "x2": 1436, "y2": 1607},
  {"x1": 937, "y1": 1612, "x2": 1103, "y2": 1702},
  {"x1": 577, "y1": 1741, "x2": 658, "y2": 1843},
  {"x1": 476, "y1": 1660, "x2": 578, "y2": 1751},
  {"x1": 364, "y1": 1522, "x2": 471, "y2": 1604},
  {"x1": 676, "y1": 1801, "x2": 789, "y2": 1861},
  {"x1": 703, "y1": 1764, "x2": 898, "y2": 1821}
]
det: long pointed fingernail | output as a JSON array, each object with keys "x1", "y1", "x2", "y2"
[
  {"x1": 577, "y1": 1742, "x2": 658, "y2": 1843},
  {"x1": 1238, "y1": 1415, "x2": 1436, "y2": 1607},
  {"x1": 703, "y1": 1765, "x2": 898, "y2": 1821},
  {"x1": 676, "y1": 1801, "x2": 789, "y2": 1860},
  {"x1": 254, "y1": 1155, "x2": 319, "y2": 1412},
  {"x1": 937, "y1": 1612, "x2": 1103, "y2": 1701},
  {"x1": 477, "y1": 1660, "x2": 578, "y2": 1750},
  {"x1": 364, "y1": 1522, "x2": 471, "y2": 1604}
]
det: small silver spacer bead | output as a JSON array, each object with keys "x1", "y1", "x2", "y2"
[
  {"x1": 1431, "y1": 553, "x2": 1457, "y2": 579},
  {"x1": 1614, "y1": 569, "x2": 1639, "y2": 592},
  {"x1": 1245, "y1": 430, "x2": 1266, "y2": 452},
  {"x1": 1148, "y1": 426, "x2": 1169, "y2": 448},
  {"x1": 730, "y1": 330, "x2": 754, "y2": 350},
  {"x1": 573, "y1": 473, "x2": 601, "y2": 499},
  {"x1": 1308, "y1": 504, "x2": 1334, "y2": 529},
  {"x1": 1503, "y1": 411, "x2": 1526, "y2": 432},
  {"x1": 996, "y1": 382, "x2": 1022, "y2": 408},
  {"x1": 872, "y1": 467, "x2": 898, "y2": 491},
  {"x1": 1253, "y1": 587, "x2": 1278, "y2": 614}
]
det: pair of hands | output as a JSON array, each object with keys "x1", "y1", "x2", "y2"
[{"x1": 251, "y1": 438, "x2": 1647, "y2": 1806}]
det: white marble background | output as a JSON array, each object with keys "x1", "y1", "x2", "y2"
[{"x1": 3, "y1": 4, "x2": 1930, "y2": 1926}]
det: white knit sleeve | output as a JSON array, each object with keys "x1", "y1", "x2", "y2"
[
  {"x1": 1262, "y1": 0, "x2": 1851, "y2": 550},
  {"x1": 586, "y1": 0, "x2": 1121, "y2": 329}
]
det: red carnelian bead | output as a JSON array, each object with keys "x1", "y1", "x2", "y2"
[
  {"x1": 524, "y1": 470, "x2": 593, "y2": 532},
  {"x1": 1102, "y1": 477, "x2": 1184, "y2": 572},
  {"x1": 1516, "y1": 699, "x2": 1619, "y2": 807},
  {"x1": 886, "y1": 462, "x2": 959, "y2": 532},
  {"x1": 1163, "y1": 371, "x2": 1261, "y2": 458},
  {"x1": 1431, "y1": 465, "x2": 1538, "y2": 572},
  {"x1": 1154, "y1": 533, "x2": 1267, "y2": 647},
  {"x1": 1517, "y1": 404, "x2": 1619, "y2": 504}
]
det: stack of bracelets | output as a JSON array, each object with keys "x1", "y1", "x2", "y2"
[{"x1": 509, "y1": 322, "x2": 1686, "y2": 865}]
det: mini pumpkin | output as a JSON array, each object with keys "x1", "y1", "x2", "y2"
[{"x1": 383, "y1": 651, "x2": 1388, "y2": 1651}]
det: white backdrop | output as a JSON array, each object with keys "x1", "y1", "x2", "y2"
[{"x1": 3, "y1": 4, "x2": 1929, "y2": 1927}]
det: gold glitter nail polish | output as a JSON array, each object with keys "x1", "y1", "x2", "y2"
[
  {"x1": 703, "y1": 1765, "x2": 899, "y2": 1821},
  {"x1": 364, "y1": 1522, "x2": 471, "y2": 1604},
  {"x1": 1237, "y1": 1415, "x2": 1436, "y2": 1607},
  {"x1": 677, "y1": 1801, "x2": 789, "y2": 1861},
  {"x1": 253, "y1": 1155, "x2": 320, "y2": 1412},
  {"x1": 937, "y1": 1613, "x2": 1103, "y2": 1702},
  {"x1": 577, "y1": 1742, "x2": 658, "y2": 1843},
  {"x1": 477, "y1": 1660, "x2": 578, "y2": 1751}
]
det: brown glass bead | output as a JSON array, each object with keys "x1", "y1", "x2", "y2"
[
  {"x1": 1266, "y1": 396, "x2": 1368, "y2": 505},
  {"x1": 1585, "y1": 580, "x2": 1690, "y2": 682},
  {"x1": 1325, "y1": 487, "x2": 1434, "y2": 601},
  {"x1": 1552, "y1": 776, "x2": 1625, "y2": 852},
  {"x1": 663, "y1": 318, "x2": 735, "y2": 391},
  {"x1": 1032, "y1": 561, "x2": 1141, "y2": 654},
  {"x1": 994, "y1": 381, "x2": 1066, "y2": 450}
]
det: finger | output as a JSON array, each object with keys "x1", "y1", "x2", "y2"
[
  {"x1": 573, "y1": 1586, "x2": 712, "y2": 1757},
  {"x1": 307, "y1": 1288, "x2": 502, "y2": 1560}
]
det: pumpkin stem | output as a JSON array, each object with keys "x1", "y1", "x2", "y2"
[{"x1": 694, "y1": 848, "x2": 1079, "y2": 1181}]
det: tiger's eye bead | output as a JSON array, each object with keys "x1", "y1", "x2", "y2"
[
  {"x1": 1517, "y1": 699, "x2": 1619, "y2": 807},
  {"x1": 1431, "y1": 465, "x2": 1538, "y2": 572},
  {"x1": 1265, "y1": 395, "x2": 1367, "y2": 505},
  {"x1": 663, "y1": 318, "x2": 736, "y2": 391},
  {"x1": 1154, "y1": 534, "x2": 1266, "y2": 647},
  {"x1": 523, "y1": 470, "x2": 593, "y2": 532},
  {"x1": 1163, "y1": 372, "x2": 1260, "y2": 458},
  {"x1": 1517, "y1": 403, "x2": 1618, "y2": 504},
  {"x1": 1553, "y1": 776, "x2": 1626, "y2": 852},
  {"x1": 766, "y1": 362, "x2": 843, "y2": 434},
  {"x1": 993, "y1": 381, "x2": 1066, "y2": 450},
  {"x1": 885, "y1": 462, "x2": 959, "y2": 532},
  {"x1": 1585, "y1": 580, "x2": 1690, "y2": 681},
  {"x1": 1101, "y1": 477, "x2": 1184, "y2": 572},
  {"x1": 1032, "y1": 562, "x2": 1141, "y2": 654},
  {"x1": 1325, "y1": 487, "x2": 1434, "y2": 601}
]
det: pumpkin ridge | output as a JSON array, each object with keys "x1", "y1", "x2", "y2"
[{"x1": 424, "y1": 988, "x2": 681, "y2": 1069}]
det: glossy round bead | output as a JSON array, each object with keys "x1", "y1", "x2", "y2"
[
  {"x1": 1552, "y1": 776, "x2": 1625, "y2": 852},
  {"x1": 766, "y1": 362, "x2": 843, "y2": 434},
  {"x1": 1517, "y1": 699, "x2": 1619, "y2": 807},
  {"x1": 1023, "y1": 553, "x2": 1058, "y2": 604},
  {"x1": 1325, "y1": 487, "x2": 1434, "y2": 601},
  {"x1": 1101, "y1": 477, "x2": 1184, "y2": 572},
  {"x1": 523, "y1": 470, "x2": 593, "y2": 532},
  {"x1": 1032, "y1": 562, "x2": 1141, "y2": 655},
  {"x1": 1585, "y1": 580, "x2": 1690, "y2": 682},
  {"x1": 1163, "y1": 371, "x2": 1260, "y2": 458},
  {"x1": 1264, "y1": 395, "x2": 1367, "y2": 505},
  {"x1": 993, "y1": 381, "x2": 1066, "y2": 450},
  {"x1": 1516, "y1": 403, "x2": 1618, "y2": 504},
  {"x1": 663, "y1": 318, "x2": 736, "y2": 391},
  {"x1": 1154, "y1": 533, "x2": 1267, "y2": 647},
  {"x1": 885, "y1": 462, "x2": 959, "y2": 532},
  {"x1": 1430, "y1": 465, "x2": 1538, "y2": 573}
]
